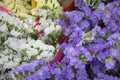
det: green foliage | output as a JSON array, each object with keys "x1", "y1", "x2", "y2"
[
  {"x1": 83, "y1": 0, "x2": 114, "y2": 9},
  {"x1": 105, "y1": 54, "x2": 113, "y2": 64},
  {"x1": 57, "y1": 0, "x2": 64, "y2": 3},
  {"x1": 83, "y1": 0, "x2": 102, "y2": 9},
  {"x1": 83, "y1": 31, "x2": 92, "y2": 42},
  {"x1": 45, "y1": 30, "x2": 64, "y2": 46},
  {"x1": 79, "y1": 53, "x2": 87, "y2": 64},
  {"x1": 113, "y1": 39, "x2": 120, "y2": 51}
]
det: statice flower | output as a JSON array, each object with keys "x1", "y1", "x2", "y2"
[
  {"x1": 31, "y1": 0, "x2": 63, "y2": 18},
  {"x1": 98, "y1": 1, "x2": 120, "y2": 32},
  {"x1": 12, "y1": 59, "x2": 89, "y2": 80},
  {"x1": 0, "y1": 5, "x2": 63, "y2": 79},
  {"x1": 94, "y1": 73, "x2": 120, "y2": 80},
  {"x1": 0, "y1": 11, "x2": 56, "y2": 70},
  {"x1": 60, "y1": 0, "x2": 120, "y2": 79},
  {"x1": 63, "y1": 11, "x2": 84, "y2": 25},
  {"x1": 35, "y1": 10, "x2": 61, "y2": 36},
  {"x1": 11, "y1": 0, "x2": 120, "y2": 80},
  {"x1": 0, "y1": 11, "x2": 35, "y2": 33},
  {"x1": 0, "y1": 0, "x2": 33, "y2": 18}
]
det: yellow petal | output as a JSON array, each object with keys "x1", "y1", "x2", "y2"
[{"x1": 31, "y1": 0, "x2": 36, "y2": 9}]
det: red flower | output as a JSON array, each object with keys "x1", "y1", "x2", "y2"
[{"x1": 39, "y1": 30, "x2": 44, "y2": 36}]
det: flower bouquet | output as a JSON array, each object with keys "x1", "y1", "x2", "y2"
[
  {"x1": 0, "y1": 0, "x2": 34, "y2": 19},
  {"x1": 12, "y1": 0, "x2": 120, "y2": 80},
  {"x1": 0, "y1": 0, "x2": 66, "y2": 79}
]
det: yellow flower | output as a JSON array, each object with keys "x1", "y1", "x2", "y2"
[
  {"x1": 0, "y1": 0, "x2": 33, "y2": 19},
  {"x1": 35, "y1": 0, "x2": 46, "y2": 8},
  {"x1": 32, "y1": 0, "x2": 63, "y2": 18}
]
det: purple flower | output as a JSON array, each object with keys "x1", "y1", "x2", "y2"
[
  {"x1": 110, "y1": 48, "x2": 120, "y2": 62},
  {"x1": 79, "y1": 46, "x2": 92, "y2": 61},
  {"x1": 92, "y1": 25, "x2": 106, "y2": 37},
  {"x1": 12, "y1": 66, "x2": 24, "y2": 75},
  {"x1": 105, "y1": 40, "x2": 117, "y2": 48},
  {"x1": 12, "y1": 60, "x2": 46, "y2": 75},
  {"x1": 79, "y1": 20, "x2": 90, "y2": 29},
  {"x1": 63, "y1": 11, "x2": 84, "y2": 25},
  {"x1": 95, "y1": 73, "x2": 120, "y2": 80},
  {"x1": 76, "y1": 68, "x2": 89, "y2": 80},
  {"x1": 62, "y1": 65, "x2": 75, "y2": 80},
  {"x1": 57, "y1": 20, "x2": 67, "y2": 31},
  {"x1": 106, "y1": 2, "x2": 115, "y2": 10},
  {"x1": 74, "y1": 0, "x2": 82, "y2": 7},
  {"x1": 75, "y1": 0, "x2": 86, "y2": 10},
  {"x1": 12, "y1": 1, "x2": 120, "y2": 80},
  {"x1": 107, "y1": 33, "x2": 120, "y2": 41},
  {"x1": 24, "y1": 64, "x2": 53, "y2": 80},
  {"x1": 54, "y1": 68, "x2": 62, "y2": 80},
  {"x1": 62, "y1": 44, "x2": 78, "y2": 57},
  {"x1": 91, "y1": 59, "x2": 106, "y2": 74},
  {"x1": 99, "y1": 2, "x2": 105, "y2": 10},
  {"x1": 94, "y1": 38, "x2": 106, "y2": 43},
  {"x1": 61, "y1": 57, "x2": 70, "y2": 64},
  {"x1": 81, "y1": 6, "x2": 92, "y2": 17},
  {"x1": 89, "y1": 13, "x2": 99, "y2": 24},
  {"x1": 93, "y1": 10, "x2": 104, "y2": 19},
  {"x1": 105, "y1": 59, "x2": 116, "y2": 70},
  {"x1": 24, "y1": 75, "x2": 39, "y2": 80},
  {"x1": 105, "y1": 10, "x2": 112, "y2": 18},
  {"x1": 64, "y1": 28, "x2": 72, "y2": 36}
]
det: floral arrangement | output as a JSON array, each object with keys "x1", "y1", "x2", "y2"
[
  {"x1": 0, "y1": 0, "x2": 63, "y2": 19},
  {"x1": 12, "y1": 0, "x2": 120, "y2": 80},
  {"x1": 0, "y1": 0, "x2": 63, "y2": 79},
  {"x1": 0, "y1": 0, "x2": 33, "y2": 18},
  {"x1": 0, "y1": 0, "x2": 120, "y2": 80},
  {"x1": 32, "y1": 0, "x2": 63, "y2": 18},
  {"x1": 0, "y1": 10, "x2": 52, "y2": 78}
]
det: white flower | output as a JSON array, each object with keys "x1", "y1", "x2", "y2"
[
  {"x1": 44, "y1": 27, "x2": 54, "y2": 35},
  {"x1": 37, "y1": 51, "x2": 54, "y2": 61},
  {"x1": 3, "y1": 61, "x2": 18, "y2": 69},
  {"x1": 0, "y1": 55, "x2": 9, "y2": 63},
  {"x1": 0, "y1": 11, "x2": 34, "y2": 33},
  {"x1": 0, "y1": 23, "x2": 8, "y2": 32},
  {"x1": 55, "y1": 24, "x2": 61, "y2": 31},
  {"x1": 0, "y1": 8, "x2": 60, "y2": 72},
  {"x1": 3, "y1": 37, "x2": 55, "y2": 65},
  {"x1": 13, "y1": 56, "x2": 21, "y2": 63},
  {"x1": 10, "y1": 29, "x2": 23, "y2": 37},
  {"x1": 24, "y1": 18, "x2": 35, "y2": 25},
  {"x1": 26, "y1": 48, "x2": 39, "y2": 57}
]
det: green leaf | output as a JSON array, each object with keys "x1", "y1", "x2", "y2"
[
  {"x1": 79, "y1": 53, "x2": 87, "y2": 64},
  {"x1": 83, "y1": 0, "x2": 102, "y2": 9},
  {"x1": 58, "y1": 63, "x2": 62, "y2": 69},
  {"x1": 50, "y1": 75, "x2": 55, "y2": 80},
  {"x1": 57, "y1": 0, "x2": 64, "y2": 3},
  {"x1": 83, "y1": 31, "x2": 92, "y2": 42},
  {"x1": 15, "y1": 74, "x2": 24, "y2": 80},
  {"x1": 35, "y1": 66, "x2": 40, "y2": 71},
  {"x1": 105, "y1": 54, "x2": 113, "y2": 64},
  {"x1": 105, "y1": 31, "x2": 111, "y2": 37},
  {"x1": 113, "y1": 39, "x2": 120, "y2": 51}
]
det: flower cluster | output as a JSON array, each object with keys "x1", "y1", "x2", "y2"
[
  {"x1": 0, "y1": 10, "x2": 56, "y2": 69},
  {"x1": 0, "y1": 0, "x2": 33, "y2": 18},
  {"x1": 31, "y1": 0, "x2": 63, "y2": 18},
  {"x1": 0, "y1": 0, "x2": 63, "y2": 19},
  {"x1": 0, "y1": 5, "x2": 63, "y2": 79},
  {"x1": 60, "y1": 0, "x2": 120, "y2": 79},
  {"x1": 12, "y1": 0, "x2": 120, "y2": 80}
]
